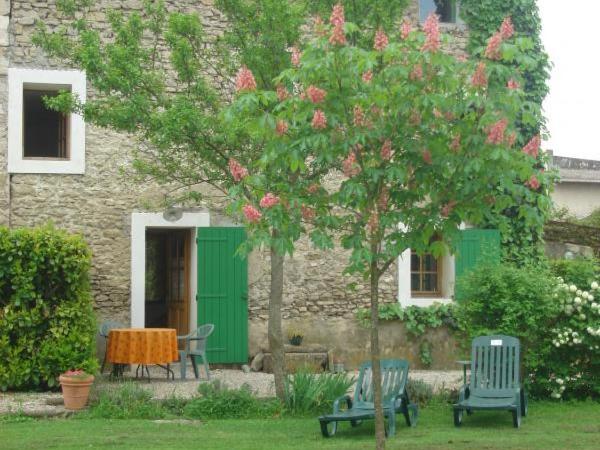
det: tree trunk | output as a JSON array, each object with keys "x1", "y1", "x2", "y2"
[
  {"x1": 370, "y1": 245, "x2": 386, "y2": 450},
  {"x1": 269, "y1": 234, "x2": 286, "y2": 401}
]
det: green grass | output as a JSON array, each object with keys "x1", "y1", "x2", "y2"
[{"x1": 2, "y1": 401, "x2": 599, "y2": 449}]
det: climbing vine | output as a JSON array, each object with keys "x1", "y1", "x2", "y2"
[{"x1": 460, "y1": 0, "x2": 553, "y2": 265}]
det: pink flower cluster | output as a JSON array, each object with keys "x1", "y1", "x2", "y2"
[
  {"x1": 353, "y1": 105, "x2": 365, "y2": 127},
  {"x1": 380, "y1": 139, "x2": 392, "y2": 161},
  {"x1": 522, "y1": 135, "x2": 541, "y2": 158},
  {"x1": 484, "y1": 17, "x2": 514, "y2": 60},
  {"x1": 422, "y1": 149, "x2": 433, "y2": 165},
  {"x1": 409, "y1": 64, "x2": 423, "y2": 81},
  {"x1": 486, "y1": 118, "x2": 508, "y2": 145},
  {"x1": 507, "y1": 78, "x2": 519, "y2": 90},
  {"x1": 275, "y1": 120, "x2": 288, "y2": 136},
  {"x1": 228, "y1": 158, "x2": 248, "y2": 182},
  {"x1": 243, "y1": 205, "x2": 262, "y2": 223},
  {"x1": 400, "y1": 20, "x2": 411, "y2": 40},
  {"x1": 526, "y1": 174, "x2": 540, "y2": 190},
  {"x1": 290, "y1": 46, "x2": 302, "y2": 67},
  {"x1": 276, "y1": 84, "x2": 289, "y2": 101},
  {"x1": 312, "y1": 109, "x2": 327, "y2": 129},
  {"x1": 63, "y1": 370, "x2": 85, "y2": 377},
  {"x1": 329, "y1": 3, "x2": 346, "y2": 46},
  {"x1": 259, "y1": 192, "x2": 280, "y2": 208},
  {"x1": 306, "y1": 85, "x2": 327, "y2": 103},
  {"x1": 342, "y1": 152, "x2": 361, "y2": 177},
  {"x1": 301, "y1": 205, "x2": 316, "y2": 221},
  {"x1": 378, "y1": 187, "x2": 389, "y2": 210},
  {"x1": 374, "y1": 29, "x2": 389, "y2": 51},
  {"x1": 422, "y1": 13, "x2": 440, "y2": 52},
  {"x1": 450, "y1": 134, "x2": 461, "y2": 152},
  {"x1": 362, "y1": 70, "x2": 373, "y2": 83},
  {"x1": 235, "y1": 66, "x2": 257, "y2": 92},
  {"x1": 307, "y1": 183, "x2": 320, "y2": 194},
  {"x1": 471, "y1": 62, "x2": 488, "y2": 88}
]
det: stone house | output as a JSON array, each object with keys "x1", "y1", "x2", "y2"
[
  {"x1": 1, "y1": 0, "x2": 503, "y2": 369},
  {"x1": 550, "y1": 153, "x2": 600, "y2": 219}
]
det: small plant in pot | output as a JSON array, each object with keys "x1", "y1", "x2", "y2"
[
  {"x1": 287, "y1": 328, "x2": 304, "y2": 346},
  {"x1": 59, "y1": 369, "x2": 95, "y2": 410}
]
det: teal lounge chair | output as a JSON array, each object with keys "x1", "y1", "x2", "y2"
[
  {"x1": 454, "y1": 335, "x2": 528, "y2": 428},
  {"x1": 319, "y1": 359, "x2": 418, "y2": 438}
]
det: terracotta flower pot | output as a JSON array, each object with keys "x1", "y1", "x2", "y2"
[{"x1": 59, "y1": 374, "x2": 94, "y2": 410}]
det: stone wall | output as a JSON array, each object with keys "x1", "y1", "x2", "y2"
[{"x1": 1, "y1": 0, "x2": 468, "y2": 365}]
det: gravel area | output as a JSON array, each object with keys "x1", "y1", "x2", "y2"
[{"x1": 0, "y1": 365, "x2": 464, "y2": 417}]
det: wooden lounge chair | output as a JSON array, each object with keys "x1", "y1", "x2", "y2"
[
  {"x1": 318, "y1": 359, "x2": 418, "y2": 438},
  {"x1": 453, "y1": 335, "x2": 528, "y2": 428}
]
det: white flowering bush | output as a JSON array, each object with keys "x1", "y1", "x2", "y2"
[{"x1": 533, "y1": 278, "x2": 600, "y2": 400}]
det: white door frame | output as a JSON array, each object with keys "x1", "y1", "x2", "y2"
[{"x1": 130, "y1": 212, "x2": 210, "y2": 330}]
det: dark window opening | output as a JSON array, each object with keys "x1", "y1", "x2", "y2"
[
  {"x1": 23, "y1": 89, "x2": 69, "y2": 159},
  {"x1": 419, "y1": 0, "x2": 459, "y2": 24},
  {"x1": 411, "y1": 251, "x2": 441, "y2": 296}
]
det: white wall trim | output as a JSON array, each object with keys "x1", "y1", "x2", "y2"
[
  {"x1": 130, "y1": 211, "x2": 210, "y2": 330},
  {"x1": 8, "y1": 68, "x2": 86, "y2": 174}
]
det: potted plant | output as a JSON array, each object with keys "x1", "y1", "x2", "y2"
[
  {"x1": 59, "y1": 369, "x2": 95, "y2": 410},
  {"x1": 287, "y1": 327, "x2": 304, "y2": 346}
]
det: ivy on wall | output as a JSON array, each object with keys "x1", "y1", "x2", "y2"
[{"x1": 460, "y1": 0, "x2": 553, "y2": 265}]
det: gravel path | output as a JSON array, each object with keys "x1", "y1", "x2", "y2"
[{"x1": 0, "y1": 366, "x2": 464, "y2": 417}]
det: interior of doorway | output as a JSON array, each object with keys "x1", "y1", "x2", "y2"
[{"x1": 144, "y1": 228, "x2": 191, "y2": 343}]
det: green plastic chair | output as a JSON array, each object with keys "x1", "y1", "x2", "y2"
[
  {"x1": 319, "y1": 359, "x2": 418, "y2": 438},
  {"x1": 98, "y1": 320, "x2": 124, "y2": 373},
  {"x1": 453, "y1": 335, "x2": 528, "y2": 428},
  {"x1": 178, "y1": 324, "x2": 214, "y2": 380}
]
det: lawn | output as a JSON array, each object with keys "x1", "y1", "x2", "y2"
[{"x1": 2, "y1": 401, "x2": 599, "y2": 450}]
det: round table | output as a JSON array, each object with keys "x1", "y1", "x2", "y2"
[{"x1": 106, "y1": 328, "x2": 179, "y2": 379}]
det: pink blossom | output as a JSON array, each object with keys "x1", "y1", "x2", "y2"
[
  {"x1": 313, "y1": 15, "x2": 326, "y2": 37},
  {"x1": 306, "y1": 85, "x2": 327, "y2": 103},
  {"x1": 275, "y1": 120, "x2": 288, "y2": 136},
  {"x1": 378, "y1": 186, "x2": 389, "y2": 210},
  {"x1": 301, "y1": 205, "x2": 316, "y2": 221},
  {"x1": 526, "y1": 174, "x2": 540, "y2": 190},
  {"x1": 522, "y1": 134, "x2": 541, "y2": 158},
  {"x1": 329, "y1": 4, "x2": 346, "y2": 46},
  {"x1": 312, "y1": 109, "x2": 327, "y2": 129},
  {"x1": 484, "y1": 32, "x2": 503, "y2": 60},
  {"x1": 471, "y1": 62, "x2": 488, "y2": 88},
  {"x1": 259, "y1": 192, "x2": 280, "y2": 208},
  {"x1": 486, "y1": 118, "x2": 508, "y2": 145},
  {"x1": 422, "y1": 149, "x2": 433, "y2": 165},
  {"x1": 63, "y1": 370, "x2": 85, "y2": 377},
  {"x1": 500, "y1": 17, "x2": 514, "y2": 40},
  {"x1": 380, "y1": 139, "x2": 392, "y2": 161},
  {"x1": 409, "y1": 64, "x2": 423, "y2": 81},
  {"x1": 342, "y1": 152, "x2": 361, "y2": 177},
  {"x1": 507, "y1": 78, "x2": 519, "y2": 90},
  {"x1": 235, "y1": 66, "x2": 257, "y2": 92},
  {"x1": 290, "y1": 47, "x2": 302, "y2": 67},
  {"x1": 374, "y1": 29, "x2": 389, "y2": 51},
  {"x1": 353, "y1": 105, "x2": 365, "y2": 127},
  {"x1": 276, "y1": 84, "x2": 289, "y2": 101},
  {"x1": 228, "y1": 158, "x2": 248, "y2": 182},
  {"x1": 441, "y1": 200, "x2": 457, "y2": 218},
  {"x1": 400, "y1": 19, "x2": 411, "y2": 40},
  {"x1": 243, "y1": 204, "x2": 262, "y2": 223},
  {"x1": 422, "y1": 13, "x2": 440, "y2": 52},
  {"x1": 307, "y1": 183, "x2": 320, "y2": 194},
  {"x1": 362, "y1": 70, "x2": 373, "y2": 83},
  {"x1": 450, "y1": 134, "x2": 461, "y2": 152}
]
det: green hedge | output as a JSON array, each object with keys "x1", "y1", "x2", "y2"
[{"x1": 0, "y1": 226, "x2": 97, "y2": 390}]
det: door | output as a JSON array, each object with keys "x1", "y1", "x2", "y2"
[
  {"x1": 166, "y1": 230, "x2": 190, "y2": 341},
  {"x1": 197, "y1": 227, "x2": 248, "y2": 363},
  {"x1": 455, "y1": 228, "x2": 501, "y2": 300}
]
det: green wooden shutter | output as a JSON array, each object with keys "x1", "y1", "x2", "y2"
[
  {"x1": 455, "y1": 229, "x2": 501, "y2": 299},
  {"x1": 197, "y1": 227, "x2": 248, "y2": 364}
]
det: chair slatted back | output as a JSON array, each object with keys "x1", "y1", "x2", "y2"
[
  {"x1": 99, "y1": 321, "x2": 124, "y2": 338},
  {"x1": 353, "y1": 359, "x2": 409, "y2": 409},
  {"x1": 189, "y1": 324, "x2": 214, "y2": 353},
  {"x1": 470, "y1": 335, "x2": 520, "y2": 397}
]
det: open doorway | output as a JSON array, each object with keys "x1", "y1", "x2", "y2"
[{"x1": 145, "y1": 229, "x2": 191, "y2": 342}]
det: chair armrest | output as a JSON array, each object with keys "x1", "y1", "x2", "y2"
[{"x1": 333, "y1": 395, "x2": 352, "y2": 414}]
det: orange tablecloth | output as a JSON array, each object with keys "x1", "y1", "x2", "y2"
[{"x1": 106, "y1": 328, "x2": 179, "y2": 365}]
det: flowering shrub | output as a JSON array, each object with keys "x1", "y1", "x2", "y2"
[{"x1": 533, "y1": 278, "x2": 600, "y2": 400}]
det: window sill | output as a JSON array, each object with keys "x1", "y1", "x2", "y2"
[
  {"x1": 400, "y1": 297, "x2": 453, "y2": 307},
  {"x1": 8, "y1": 158, "x2": 84, "y2": 174}
]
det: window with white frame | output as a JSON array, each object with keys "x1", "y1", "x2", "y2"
[
  {"x1": 8, "y1": 68, "x2": 86, "y2": 174},
  {"x1": 419, "y1": 0, "x2": 462, "y2": 24}
]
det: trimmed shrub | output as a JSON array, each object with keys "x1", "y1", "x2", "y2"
[
  {"x1": 0, "y1": 225, "x2": 97, "y2": 390},
  {"x1": 549, "y1": 257, "x2": 599, "y2": 289}
]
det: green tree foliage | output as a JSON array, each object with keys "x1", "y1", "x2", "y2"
[
  {"x1": 0, "y1": 226, "x2": 97, "y2": 390},
  {"x1": 227, "y1": 7, "x2": 544, "y2": 447}
]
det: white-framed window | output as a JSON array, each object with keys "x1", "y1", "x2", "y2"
[
  {"x1": 8, "y1": 68, "x2": 86, "y2": 174},
  {"x1": 419, "y1": 0, "x2": 463, "y2": 24}
]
